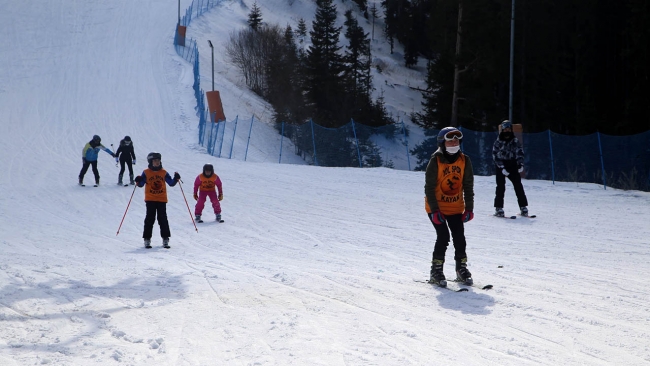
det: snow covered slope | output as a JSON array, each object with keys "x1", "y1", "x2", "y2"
[{"x1": 1, "y1": 1, "x2": 649, "y2": 365}]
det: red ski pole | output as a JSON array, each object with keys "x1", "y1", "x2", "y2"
[
  {"x1": 116, "y1": 184, "x2": 137, "y2": 235},
  {"x1": 177, "y1": 178, "x2": 198, "y2": 232}
]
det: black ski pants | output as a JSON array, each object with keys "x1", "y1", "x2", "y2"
[
  {"x1": 79, "y1": 159, "x2": 99, "y2": 183},
  {"x1": 494, "y1": 163, "x2": 528, "y2": 208},
  {"x1": 119, "y1": 159, "x2": 134, "y2": 176},
  {"x1": 430, "y1": 213, "x2": 467, "y2": 263},
  {"x1": 143, "y1": 201, "x2": 171, "y2": 239}
]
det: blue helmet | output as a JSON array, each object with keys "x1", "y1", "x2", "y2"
[{"x1": 437, "y1": 127, "x2": 463, "y2": 147}]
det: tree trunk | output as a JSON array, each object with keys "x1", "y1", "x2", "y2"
[{"x1": 451, "y1": 1, "x2": 463, "y2": 127}]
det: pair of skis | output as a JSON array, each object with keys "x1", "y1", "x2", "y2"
[
  {"x1": 494, "y1": 213, "x2": 536, "y2": 219},
  {"x1": 414, "y1": 279, "x2": 493, "y2": 292}
]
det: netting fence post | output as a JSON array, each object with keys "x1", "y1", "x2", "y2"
[
  {"x1": 310, "y1": 119, "x2": 318, "y2": 166},
  {"x1": 351, "y1": 119, "x2": 362, "y2": 167},
  {"x1": 597, "y1": 131, "x2": 606, "y2": 190},
  {"x1": 402, "y1": 120, "x2": 411, "y2": 171},
  {"x1": 279, "y1": 121, "x2": 285, "y2": 164},
  {"x1": 229, "y1": 116, "x2": 239, "y2": 159},
  {"x1": 245, "y1": 115, "x2": 254, "y2": 161},
  {"x1": 218, "y1": 118, "x2": 226, "y2": 158},
  {"x1": 548, "y1": 130, "x2": 555, "y2": 185}
]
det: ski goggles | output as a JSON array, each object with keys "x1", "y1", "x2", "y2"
[{"x1": 444, "y1": 130, "x2": 463, "y2": 141}]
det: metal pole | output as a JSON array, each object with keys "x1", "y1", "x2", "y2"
[
  {"x1": 208, "y1": 40, "x2": 214, "y2": 91},
  {"x1": 508, "y1": 0, "x2": 515, "y2": 122},
  {"x1": 178, "y1": 0, "x2": 181, "y2": 25},
  {"x1": 597, "y1": 131, "x2": 607, "y2": 190}
]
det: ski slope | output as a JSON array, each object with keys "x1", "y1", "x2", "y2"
[{"x1": 1, "y1": 1, "x2": 650, "y2": 365}]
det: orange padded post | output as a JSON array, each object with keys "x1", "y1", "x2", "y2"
[
  {"x1": 206, "y1": 90, "x2": 226, "y2": 122},
  {"x1": 177, "y1": 25, "x2": 187, "y2": 47}
]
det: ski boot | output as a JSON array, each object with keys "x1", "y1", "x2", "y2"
[
  {"x1": 94, "y1": 178, "x2": 100, "y2": 187},
  {"x1": 455, "y1": 258, "x2": 473, "y2": 285},
  {"x1": 495, "y1": 207, "x2": 505, "y2": 217},
  {"x1": 520, "y1": 206, "x2": 529, "y2": 217},
  {"x1": 195, "y1": 214, "x2": 202, "y2": 223},
  {"x1": 162, "y1": 237, "x2": 170, "y2": 249},
  {"x1": 429, "y1": 259, "x2": 447, "y2": 287},
  {"x1": 216, "y1": 213, "x2": 223, "y2": 223},
  {"x1": 118, "y1": 173, "x2": 123, "y2": 185},
  {"x1": 144, "y1": 239, "x2": 152, "y2": 249},
  {"x1": 78, "y1": 177, "x2": 84, "y2": 186},
  {"x1": 129, "y1": 174, "x2": 135, "y2": 185}
]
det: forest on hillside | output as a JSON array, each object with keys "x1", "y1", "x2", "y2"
[{"x1": 382, "y1": 0, "x2": 650, "y2": 135}]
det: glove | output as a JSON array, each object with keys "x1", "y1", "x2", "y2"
[
  {"x1": 462, "y1": 211, "x2": 474, "y2": 223},
  {"x1": 132, "y1": 159, "x2": 136, "y2": 165},
  {"x1": 502, "y1": 168, "x2": 509, "y2": 176},
  {"x1": 134, "y1": 176, "x2": 142, "y2": 184},
  {"x1": 218, "y1": 193, "x2": 223, "y2": 201},
  {"x1": 193, "y1": 193, "x2": 198, "y2": 201},
  {"x1": 429, "y1": 210, "x2": 446, "y2": 225},
  {"x1": 82, "y1": 158, "x2": 87, "y2": 164},
  {"x1": 113, "y1": 153, "x2": 117, "y2": 158},
  {"x1": 518, "y1": 165, "x2": 524, "y2": 173},
  {"x1": 173, "y1": 172, "x2": 181, "y2": 181},
  {"x1": 115, "y1": 157, "x2": 119, "y2": 163}
]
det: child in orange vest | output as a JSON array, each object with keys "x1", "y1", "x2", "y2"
[
  {"x1": 193, "y1": 163, "x2": 223, "y2": 223},
  {"x1": 134, "y1": 152, "x2": 180, "y2": 249},
  {"x1": 424, "y1": 127, "x2": 475, "y2": 287}
]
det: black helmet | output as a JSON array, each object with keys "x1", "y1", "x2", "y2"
[
  {"x1": 92, "y1": 135, "x2": 101, "y2": 143},
  {"x1": 500, "y1": 120, "x2": 512, "y2": 130},
  {"x1": 436, "y1": 127, "x2": 463, "y2": 147},
  {"x1": 123, "y1": 136, "x2": 131, "y2": 141},
  {"x1": 147, "y1": 152, "x2": 162, "y2": 164},
  {"x1": 203, "y1": 163, "x2": 214, "y2": 177}
]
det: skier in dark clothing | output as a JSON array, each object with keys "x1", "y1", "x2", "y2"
[
  {"x1": 115, "y1": 136, "x2": 136, "y2": 185},
  {"x1": 79, "y1": 135, "x2": 115, "y2": 186},
  {"x1": 492, "y1": 120, "x2": 530, "y2": 217},
  {"x1": 134, "y1": 152, "x2": 180, "y2": 249}
]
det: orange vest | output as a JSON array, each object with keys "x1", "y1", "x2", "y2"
[
  {"x1": 143, "y1": 168, "x2": 169, "y2": 203},
  {"x1": 198, "y1": 173, "x2": 218, "y2": 192},
  {"x1": 425, "y1": 154, "x2": 467, "y2": 215}
]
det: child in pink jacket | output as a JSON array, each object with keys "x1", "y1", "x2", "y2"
[{"x1": 193, "y1": 163, "x2": 223, "y2": 223}]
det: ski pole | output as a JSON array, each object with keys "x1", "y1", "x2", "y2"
[
  {"x1": 116, "y1": 184, "x2": 137, "y2": 236},
  {"x1": 177, "y1": 178, "x2": 198, "y2": 232}
]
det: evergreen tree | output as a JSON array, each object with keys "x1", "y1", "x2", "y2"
[
  {"x1": 247, "y1": 2, "x2": 263, "y2": 31},
  {"x1": 296, "y1": 18, "x2": 308, "y2": 43},
  {"x1": 342, "y1": 9, "x2": 373, "y2": 123},
  {"x1": 304, "y1": 0, "x2": 346, "y2": 127}
]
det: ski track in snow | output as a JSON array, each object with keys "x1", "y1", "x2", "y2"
[{"x1": 1, "y1": 0, "x2": 650, "y2": 365}]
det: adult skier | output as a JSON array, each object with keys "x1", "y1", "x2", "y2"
[
  {"x1": 115, "y1": 136, "x2": 136, "y2": 185},
  {"x1": 492, "y1": 120, "x2": 530, "y2": 217},
  {"x1": 424, "y1": 127, "x2": 475, "y2": 287},
  {"x1": 79, "y1": 135, "x2": 115, "y2": 186}
]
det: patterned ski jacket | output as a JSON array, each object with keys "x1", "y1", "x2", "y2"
[
  {"x1": 424, "y1": 148, "x2": 474, "y2": 215},
  {"x1": 492, "y1": 136, "x2": 524, "y2": 169},
  {"x1": 82, "y1": 141, "x2": 114, "y2": 162}
]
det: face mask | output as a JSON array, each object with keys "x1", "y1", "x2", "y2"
[{"x1": 446, "y1": 145, "x2": 460, "y2": 154}]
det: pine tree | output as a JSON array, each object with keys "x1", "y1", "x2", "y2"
[
  {"x1": 304, "y1": 0, "x2": 346, "y2": 127},
  {"x1": 296, "y1": 18, "x2": 308, "y2": 43},
  {"x1": 247, "y1": 2, "x2": 263, "y2": 31},
  {"x1": 343, "y1": 10, "x2": 374, "y2": 124}
]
